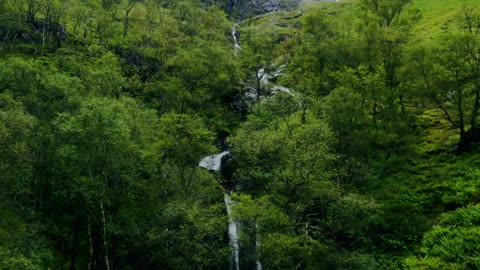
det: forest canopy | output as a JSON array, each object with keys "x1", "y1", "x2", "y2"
[{"x1": 0, "y1": 0, "x2": 480, "y2": 269}]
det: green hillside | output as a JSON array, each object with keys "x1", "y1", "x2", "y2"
[
  {"x1": 245, "y1": 0, "x2": 479, "y2": 39},
  {"x1": 0, "y1": 0, "x2": 480, "y2": 269}
]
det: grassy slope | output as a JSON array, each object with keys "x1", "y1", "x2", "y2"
[
  {"x1": 243, "y1": 0, "x2": 480, "y2": 263},
  {"x1": 414, "y1": 0, "x2": 479, "y2": 36},
  {"x1": 245, "y1": 0, "x2": 475, "y2": 152},
  {"x1": 243, "y1": 0, "x2": 479, "y2": 37}
]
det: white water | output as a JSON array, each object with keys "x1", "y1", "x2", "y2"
[
  {"x1": 198, "y1": 151, "x2": 240, "y2": 269},
  {"x1": 258, "y1": 68, "x2": 269, "y2": 86},
  {"x1": 232, "y1": 26, "x2": 241, "y2": 55},
  {"x1": 199, "y1": 151, "x2": 230, "y2": 171},
  {"x1": 224, "y1": 193, "x2": 240, "y2": 270},
  {"x1": 245, "y1": 64, "x2": 293, "y2": 101},
  {"x1": 231, "y1": 25, "x2": 292, "y2": 101},
  {"x1": 198, "y1": 24, "x2": 283, "y2": 269},
  {"x1": 271, "y1": 85, "x2": 292, "y2": 95},
  {"x1": 255, "y1": 223, "x2": 263, "y2": 270}
]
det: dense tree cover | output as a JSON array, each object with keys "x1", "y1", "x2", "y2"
[
  {"x1": 409, "y1": 9, "x2": 480, "y2": 151},
  {"x1": 1, "y1": 0, "x2": 480, "y2": 269}
]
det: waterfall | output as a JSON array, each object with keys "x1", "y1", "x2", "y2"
[
  {"x1": 271, "y1": 85, "x2": 292, "y2": 95},
  {"x1": 199, "y1": 151, "x2": 230, "y2": 171},
  {"x1": 244, "y1": 64, "x2": 293, "y2": 102},
  {"x1": 232, "y1": 25, "x2": 241, "y2": 55},
  {"x1": 199, "y1": 151, "x2": 240, "y2": 269},
  {"x1": 255, "y1": 223, "x2": 262, "y2": 270},
  {"x1": 232, "y1": 24, "x2": 292, "y2": 103},
  {"x1": 224, "y1": 193, "x2": 240, "y2": 270},
  {"x1": 198, "y1": 23, "x2": 286, "y2": 269}
]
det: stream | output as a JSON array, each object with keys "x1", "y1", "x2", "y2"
[
  {"x1": 197, "y1": 24, "x2": 295, "y2": 269},
  {"x1": 199, "y1": 152, "x2": 242, "y2": 270}
]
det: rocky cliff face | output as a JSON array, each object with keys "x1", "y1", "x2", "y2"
[{"x1": 228, "y1": 0, "x2": 299, "y2": 18}]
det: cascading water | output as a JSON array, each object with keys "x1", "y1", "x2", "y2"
[
  {"x1": 271, "y1": 85, "x2": 292, "y2": 95},
  {"x1": 232, "y1": 25, "x2": 241, "y2": 55},
  {"x1": 255, "y1": 223, "x2": 263, "y2": 270},
  {"x1": 224, "y1": 193, "x2": 240, "y2": 270},
  {"x1": 245, "y1": 64, "x2": 293, "y2": 101},
  {"x1": 199, "y1": 151, "x2": 230, "y2": 171},
  {"x1": 198, "y1": 151, "x2": 240, "y2": 270},
  {"x1": 198, "y1": 23, "x2": 293, "y2": 269},
  {"x1": 200, "y1": 149, "x2": 265, "y2": 270},
  {"x1": 232, "y1": 25, "x2": 292, "y2": 101}
]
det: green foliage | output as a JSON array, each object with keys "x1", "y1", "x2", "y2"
[
  {"x1": 406, "y1": 205, "x2": 480, "y2": 269},
  {"x1": 231, "y1": 104, "x2": 336, "y2": 203},
  {"x1": 361, "y1": 0, "x2": 413, "y2": 28},
  {"x1": 287, "y1": 11, "x2": 341, "y2": 96},
  {"x1": 158, "y1": 113, "x2": 215, "y2": 166},
  {"x1": 157, "y1": 113, "x2": 218, "y2": 197},
  {"x1": 325, "y1": 194, "x2": 381, "y2": 243},
  {"x1": 148, "y1": 200, "x2": 229, "y2": 269},
  {"x1": 0, "y1": 248, "x2": 42, "y2": 270},
  {"x1": 0, "y1": 208, "x2": 53, "y2": 270},
  {"x1": 233, "y1": 193, "x2": 330, "y2": 269},
  {"x1": 407, "y1": 9, "x2": 480, "y2": 149},
  {"x1": 0, "y1": 93, "x2": 34, "y2": 206},
  {"x1": 261, "y1": 233, "x2": 329, "y2": 270},
  {"x1": 1, "y1": 0, "x2": 480, "y2": 268},
  {"x1": 0, "y1": 57, "x2": 82, "y2": 120}
]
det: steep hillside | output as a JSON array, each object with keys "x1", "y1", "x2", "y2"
[
  {"x1": 235, "y1": 0, "x2": 480, "y2": 268},
  {"x1": 243, "y1": 0, "x2": 478, "y2": 38},
  {"x1": 414, "y1": 0, "x2": 479, "y2": 33},
  {"x1": 0, "y1": 0, "x2": 480, "y2": 269}
]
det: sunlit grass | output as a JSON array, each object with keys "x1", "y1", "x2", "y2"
[{"x1": 412, "y1": 0, "x2": 479, "y2": 38}]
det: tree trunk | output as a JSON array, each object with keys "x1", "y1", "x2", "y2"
[
  {"x1": 88, "y1": 215, "x2": 95, "y2": 270},
  {"x1": 399, "y1": 94, "x2": 406, "y2": 120},
  {"x1": 100, "y1": 203, "x2": 110, "y2": 270},
  {"x1": 456, "y1": 127, "x2": 480, "y2": 154}
]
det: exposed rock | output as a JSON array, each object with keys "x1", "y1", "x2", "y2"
[{"x1": 228, "y1": 0, "x2": 300, "y2": 18}]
